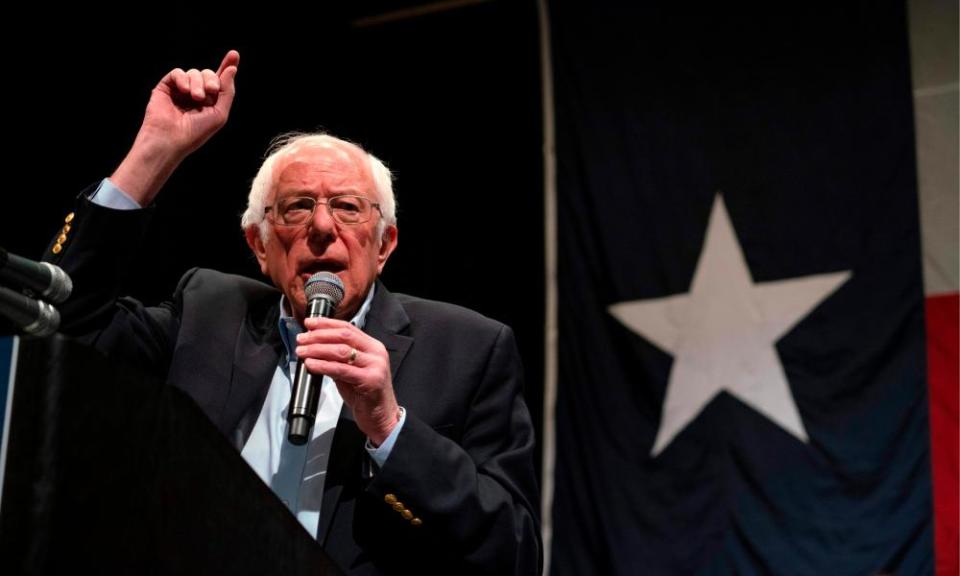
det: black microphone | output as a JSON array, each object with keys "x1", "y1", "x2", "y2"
[
  {"x1": 0, "y1": 284, "x2": 60, "y2": 337},
  {"x1": 288, "y1": 272, "x2": 345, "y2": 445},
  {"x1": 0, "y1": 247, "x2": 73, "y2": 304}
]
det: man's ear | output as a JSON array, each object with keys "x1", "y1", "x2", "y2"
[
  {"x1": 377, "y1": 225, "x2": 398, "y2": 274},
  {"x1": 244, "y1": 226, "x2": 270, "y2": 276}
]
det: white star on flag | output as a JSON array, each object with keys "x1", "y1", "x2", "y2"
[{"x1": 609, "y1": 195, "x2": 851, "y2": 456}]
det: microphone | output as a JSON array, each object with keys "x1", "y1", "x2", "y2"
[
  {"x1": 288, "y1": 272, "x2": 345, "y2": 445},
  {"x1": 0, "y1": 247, "x2": 73, "y2": 304},
  {"x1": 0, "y1": 284, "x2": 60, "y2": 337}
]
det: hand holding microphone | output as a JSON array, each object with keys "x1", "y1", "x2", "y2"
[{"x1": 294, "y1": 281, "x2": 402, "y2": 448}]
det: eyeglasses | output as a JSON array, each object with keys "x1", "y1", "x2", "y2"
[{"x1": 264, "y1": 194, "x2": 382, "y2": 226}]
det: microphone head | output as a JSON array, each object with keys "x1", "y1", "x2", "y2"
[
  {"x1": 304, "y1": 272, "x2": 345, "y2": 306},
  {"x1": 40, "y1": 262, "x2": 73, "y2": 304},
  {"x1": 24, "y1": 299, "x2": 60, "y2": 338}
]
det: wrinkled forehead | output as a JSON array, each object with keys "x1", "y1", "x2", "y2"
[{"x1": 271, "y1": 140, "x2": 374, "y2": 198}]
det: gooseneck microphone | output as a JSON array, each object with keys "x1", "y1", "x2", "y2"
[
  {"x1": 0, "y1": 247, "x2": 73, "y2": 304},
  {"x1": 0, "y1": 285, "x2": 60, "y2": 337},
  {"x1": 288, "y1": 272, "x2": 345, "y2": 445}
]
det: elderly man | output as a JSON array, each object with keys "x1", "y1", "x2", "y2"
[{"x1": 47, "y1": 51, "x2": 541, "y2": 575}]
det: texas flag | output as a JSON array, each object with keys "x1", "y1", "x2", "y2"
[{"x1": 543, "y1": 2, "x2": 956, "y2": 574}]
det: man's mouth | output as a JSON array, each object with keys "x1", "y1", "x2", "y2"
[{"x1": 297, "y1": 260, "x2": 346, "y2": 282}]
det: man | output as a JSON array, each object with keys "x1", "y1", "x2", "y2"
[{"x1": 47, "y1": 50, "x2": 541, "y2": 575}]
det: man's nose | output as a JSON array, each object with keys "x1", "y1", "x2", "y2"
[{"x1": 307, "y1": 201, "x2": 337, "y2": 240}]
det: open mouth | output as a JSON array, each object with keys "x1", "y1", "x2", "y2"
[{"x1": 298, "y1": 260, "x2": 346, "y2": 282}]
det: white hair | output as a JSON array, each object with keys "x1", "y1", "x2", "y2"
[{"x1": 241, "y1": 132, "x2": 397, "y2": 243}]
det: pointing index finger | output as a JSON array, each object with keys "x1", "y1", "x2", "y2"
[{"x1": 216, "y1": 50, "x2": 240, "y2": 77}]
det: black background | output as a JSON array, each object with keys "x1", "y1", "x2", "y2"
[{"x1": 2, "y1": 2, "x2": 545, "y2": 473}]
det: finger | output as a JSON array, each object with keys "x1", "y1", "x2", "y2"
[
  {"x1": 216, "y1": 50, "x2": 239, "y2": 111},
  {"x1": 300, "y1": 319, "x2": 376, "y2": 345},
  {"x1": 333, "y1": 379, "x2": 359, "y2": 408},
  {"x1": 169, "y1": 68, "x2": 190, "y2": 95},
  {"x1": 216, "y1": 49, "x2": 240, "y2": 76},
  {"x1": 299, "y1": 333, "x2": 386, "y2": 367},
  {"x1": 304, "y1": 358, "x2": 366, "y2": 382},
  {"x1": 303, "y1": 316, "x2": 353, "y2": 330},
  {"x1": 201, "y1": 69, "x2": 220, "y2": 95},
  {"x1": 296, "y1": 325, "x2": 366, "y2": 347},
  {"x1": 296, "y1": 341, "x2": 355, "y2": 362},
  {"x1": 186, "y1": 68, "x2": 205, "y2": 101}
]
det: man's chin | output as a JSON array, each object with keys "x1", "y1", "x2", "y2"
[{"x1": 282, "y1": 287, "x2": 307, "y2": 323}]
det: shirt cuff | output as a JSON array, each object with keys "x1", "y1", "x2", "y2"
[
  {"x1": 90, "y1": 178, "x2": 142, "y2": 210},
  {"x1": 365, "y1": 407, "x2": 406, "y2": 468}
]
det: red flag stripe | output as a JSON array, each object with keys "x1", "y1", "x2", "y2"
[{"x1": 926, "y1": 292, "x2": 959, "y2": 576}]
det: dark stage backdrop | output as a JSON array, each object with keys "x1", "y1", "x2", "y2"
[{"x1": 2, "y1": 3, "x2": 545, "y2": 472}]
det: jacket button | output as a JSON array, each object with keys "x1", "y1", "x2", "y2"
[
  {"x1": 392, "y1": 502, "x2": 405, "y2": 512},
  {"x1": 52, "y1": 243, "x2": 62, "y2": 254},
  {"x1": 384, "y1": 494, "x2": 397, "y2": 505},
  {"x1": 410, "y1": 518, "x2": 422, "y2": 527},
  {"x1": 401, "y1": 509, "x2": 413, "y2": 520},
  {"x1": 57, "y1": 234, "x2": 68, "y2": 244},
  {"x1": 62, "y1": 224, "x2": 71, "y2": 234},
  {"x1": 64, "y1": 212, "x2": 75, "y2": 223}
]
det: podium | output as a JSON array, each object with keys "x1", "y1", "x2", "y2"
[{"x1": 0, "y1": 334, "x2": 343, "y2": 575}]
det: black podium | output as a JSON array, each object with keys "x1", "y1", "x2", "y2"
[{"x1": 0, "y1": 334, "x2": 343, "y2": 575}]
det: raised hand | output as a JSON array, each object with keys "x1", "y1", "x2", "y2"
[{"x1": 111, "y1": 50, "x2": 240, "y2": 206}]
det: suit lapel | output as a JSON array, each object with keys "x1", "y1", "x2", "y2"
[
  {"x1": 317, "y1": 282, "x2": 414, "y2": 545},
  {"x1": 364, "y1": 283, "x2": 415, "y2": 394},
  {"x1": 225, "y1": 298, "x2": 283, "y2": 451}
]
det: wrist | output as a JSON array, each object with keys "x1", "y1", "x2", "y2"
[
  {"x1": 111, "y1": 137, "x2": 184, "y2": 206},
  {"x1": 369, "y1": 406, "x2": 403, "y2": 448}
]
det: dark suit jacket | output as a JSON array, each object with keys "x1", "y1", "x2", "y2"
[{"x1": 45, "y1": 196, "x2": 542, "y2": 575}]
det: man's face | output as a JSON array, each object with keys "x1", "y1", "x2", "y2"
[{"x1": 246, "y1": 141, "x2": 398, "y2": 322}]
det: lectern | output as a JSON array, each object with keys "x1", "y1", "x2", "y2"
[{"x1": 0, "y1": 334, "x2": 343, "y2": 575}]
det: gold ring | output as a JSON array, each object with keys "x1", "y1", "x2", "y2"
[{"x1": 348, "y1": 348, "x2": 358, "y2": 364}]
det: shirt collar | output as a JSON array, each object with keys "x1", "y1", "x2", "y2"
[{"x1": 277, "y1": 283, "x2": 377, "y2": 362}]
